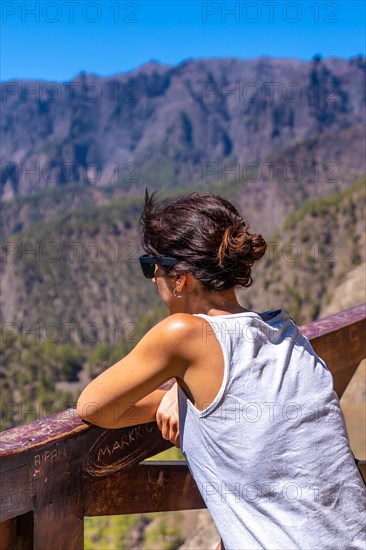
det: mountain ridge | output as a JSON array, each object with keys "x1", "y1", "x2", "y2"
[
  {"x1": 1, "y1": 122, "x2": 365, "y2": 239},
  {"x1": 2, "y1": 55, "x2": 365, "y2": 198}
]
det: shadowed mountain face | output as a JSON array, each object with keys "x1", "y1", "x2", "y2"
[{"x1": 1, "y1": 55, "x2": 365, "y2": 198}]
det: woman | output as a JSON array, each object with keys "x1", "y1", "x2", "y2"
[{"x1": 77, "y1": 190, "x2": 365, "y2": 550}]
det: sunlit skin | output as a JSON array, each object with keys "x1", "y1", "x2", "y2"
[
  {"x1": 77, "y1": 263, "x2": 252, "y2": 433},
  {"x1": 77, "y1": 264, "x2": 236, "y2": 550}
]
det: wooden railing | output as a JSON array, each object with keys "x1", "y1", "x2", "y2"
[{"x1": 1, "y1": 304, "x2": 365, "y2": 550}]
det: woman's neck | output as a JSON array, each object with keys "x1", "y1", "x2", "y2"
[{"x1": 182, "y1": 288, "x2": 251, "y2": 316}]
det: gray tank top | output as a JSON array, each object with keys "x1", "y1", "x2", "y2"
[{"x1": 177, "y1": 309, "x2": 366, "y2": 549}]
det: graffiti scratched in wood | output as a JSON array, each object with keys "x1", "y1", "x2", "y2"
[{"x1": 83, "y1": 423, "x2": 156, "y2": 477}]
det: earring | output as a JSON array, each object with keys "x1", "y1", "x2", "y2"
[{"x1": 173, "y1": 287, "x2": 184, "y2": 299}]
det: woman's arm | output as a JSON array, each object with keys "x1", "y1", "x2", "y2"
[
  {"x1": 77, "y1": 314, "x2": 190, "y2": 429},
  {"x1": 79, "y1": 389, "x2": 168, "y2": 429}
]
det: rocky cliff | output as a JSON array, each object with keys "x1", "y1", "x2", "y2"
[{"x1": 1, "y1": 55, "x2": 365, "y2": 198}]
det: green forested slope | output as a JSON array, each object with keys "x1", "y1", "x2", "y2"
[{"x1": 239, "y1": 177, "x2": 365, "y2": 324}]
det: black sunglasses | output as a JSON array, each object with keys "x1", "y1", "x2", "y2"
[{"x1": 139, "y1": 254, "x2": 180, "y2": 279}]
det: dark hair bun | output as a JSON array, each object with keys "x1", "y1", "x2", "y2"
[
  {"x1": 217, "y1": 221, "x2": 267, "y2": 286},
  {"x1": 140, "y1": 190, "x2": 267, "y2": 291}
]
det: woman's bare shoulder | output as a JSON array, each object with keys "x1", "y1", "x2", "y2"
[
  {"x1": 153, "y1": 313, "x2": 205, "y2": 337},
  {"x1": 146, "y1": 313, "x2": 207, "y2": 359}
]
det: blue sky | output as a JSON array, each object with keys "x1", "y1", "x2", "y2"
[{"x1": 1, "y1": 0, "x2": 365, "y2": 81}]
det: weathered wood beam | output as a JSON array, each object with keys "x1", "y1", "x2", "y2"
[
  {"x1": 84, "y1": 461, "x2": 205, "y2": 516},
  {"x1": 0, "y1": 414, "x2": 172, "y2": 524},
  {"x1": 300, "y1": 304, "x2": 366, "y2": 398}
]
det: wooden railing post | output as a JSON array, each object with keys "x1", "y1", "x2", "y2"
[{"x1": 33, "y1": 504, "x2": 83, "y2": 550}]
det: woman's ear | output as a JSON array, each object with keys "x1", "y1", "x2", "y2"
[
  {"x1": 175, "y1": 273, "x2": 187, "y2": 292},
  {"x1": 178, "y1": 273, "x2": 201, "y2": 298}
]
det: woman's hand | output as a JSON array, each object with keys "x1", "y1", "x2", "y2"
[{"x1": 156, "y1": 382, "x2": 180, "y2": 448}]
